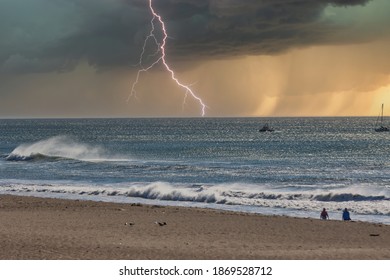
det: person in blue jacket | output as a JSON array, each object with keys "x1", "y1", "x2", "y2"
[{"x1": 342, "y1": 208, "x2": 351, "y2": 221}]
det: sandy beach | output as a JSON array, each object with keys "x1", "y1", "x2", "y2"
[{"x1": 0, "y1": 194, "x2": 389, "y2": 260}]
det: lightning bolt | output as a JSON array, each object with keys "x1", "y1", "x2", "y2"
[{"x1": 128, "y1": 0, "x2": 207, "y2": 116}]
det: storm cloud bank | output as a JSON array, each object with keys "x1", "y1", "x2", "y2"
[{"x1": 0, "y1": 0, "x2": 374, "y2": 74}]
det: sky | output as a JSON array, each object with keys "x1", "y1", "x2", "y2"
[{"x1": 1, "y1": 0, "x2": 390, "y2": 117}]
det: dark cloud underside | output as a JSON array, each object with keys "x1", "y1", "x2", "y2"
[{"x1": 0, "y1": 0, "x2": 373, "y2": 74}]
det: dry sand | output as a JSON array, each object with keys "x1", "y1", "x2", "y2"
[{"x1": 0, "y1": 194, "x2": 389, "y2": 260}]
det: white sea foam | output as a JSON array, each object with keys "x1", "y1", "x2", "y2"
[{"x1": 1, "y1": 180, "x2": 389, "y2": 222}]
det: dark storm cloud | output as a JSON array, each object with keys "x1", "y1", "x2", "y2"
[{"x1": 0, "y1": 0, "x2": 372, "y2": 74}]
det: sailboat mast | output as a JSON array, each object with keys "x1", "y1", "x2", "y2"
[{"x1": 381, "y1": 103, "x2": 384, "y2": 123}]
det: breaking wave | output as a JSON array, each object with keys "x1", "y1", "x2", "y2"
[
  {"x1": 313, "y1": 193, "x2": 387, "y2": 202},
  {"x1": 1, "y1": 181, "x2": 389, "y2": 217},
  {"x1": 6, "y1": 136, "x2": 107, "y2": 162}
]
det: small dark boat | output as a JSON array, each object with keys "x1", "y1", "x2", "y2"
[{"x1": 259, "y1": 124, "x2": 274, "y2": 132}]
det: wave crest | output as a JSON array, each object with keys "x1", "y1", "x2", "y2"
[
  {"x1": 5, "y1": 153, "x2": 61, "y2": 161},
  {"x1": 6, "y1": 136, "x2": 105, "y2": 162},
  {"x1": 313, "y1": 193, "x2": 387, "y2": 202}
]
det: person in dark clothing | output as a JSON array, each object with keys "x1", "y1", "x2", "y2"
[
  {"x1": 342, "y1": 208, "x2": 351, "y2": 221},
  {"x1": 320, "y1": 208, "x2": 329, "y2": 220}
]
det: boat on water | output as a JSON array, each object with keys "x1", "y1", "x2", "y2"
[
  {"x1": 375, "y1": 104, "x2": 389, "y2": 132},
  {"x1": 259, "y1": 124, "x2": 274, "y2": 132}
]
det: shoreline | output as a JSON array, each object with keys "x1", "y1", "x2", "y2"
[
  {"x1": 2, "y1": 190, "x2": 388, "y2": 226},
  {"x1": 0, "y1": 194, "x2": 389, "y2": 260}
]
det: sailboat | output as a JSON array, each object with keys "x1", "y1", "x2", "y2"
[{"x1": 375, "y1": 104, "x2": 389, "y2": 132}]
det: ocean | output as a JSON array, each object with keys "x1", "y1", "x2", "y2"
[{"x1": 0, "y1": 118, "x2": 389, "y2": 224}]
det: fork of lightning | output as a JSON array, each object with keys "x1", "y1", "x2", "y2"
[{"x1": 128, "y1": 0, "x2": 207, "y2": 116}]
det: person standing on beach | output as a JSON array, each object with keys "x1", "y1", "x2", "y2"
[
  {"x1": 320, "y1": 208, "x2": 329, "y2": 220},
  {"x1": 342, "y1": 208, "x2": 351, "y2": 221}
]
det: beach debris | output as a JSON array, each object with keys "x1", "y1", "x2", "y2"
[
  {"x1": 155, "y1": 221, "x2": 167, "y2": 226},
  {"x1": 124, "y1": 222, "x2": 135, "y2": 226},
  {"x1": 131, "y1": 203, "x2": 142, "y2": 207},
  {"x1": 369, "y1": 233, "x2": 380, "y2": 237}
]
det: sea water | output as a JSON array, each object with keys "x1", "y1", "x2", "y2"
[{"x1": 0, "y1": 118, "x2": 389, "y2": 224}]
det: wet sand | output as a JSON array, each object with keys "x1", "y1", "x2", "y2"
[{"x1": 0, "y1": 194, "x2": 389, "y2": 259}]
